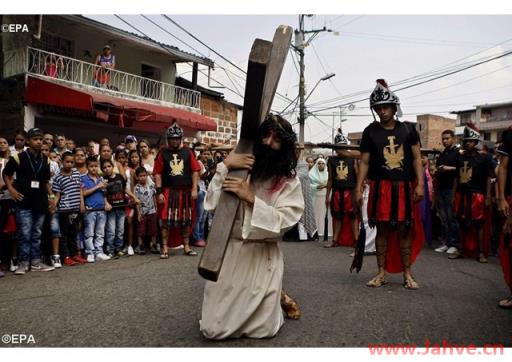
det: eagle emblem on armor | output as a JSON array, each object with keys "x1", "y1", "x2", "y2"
[
  {"x1": 459, "y1": 161, "x2": 472, "y2": 184},
  {"x1": 336, "y1": 160, "x2": 348, "y2": 180},
  {"x1": 170, "y1": 154, "x2": 184, "y2": 176},
  {"x1": 383, "y1": 136, "x2": 404, "y2": 170}
]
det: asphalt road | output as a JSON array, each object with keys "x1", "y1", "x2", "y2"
[{"x1": 0, "y1": 241, "x2": 511, "y2": 347}]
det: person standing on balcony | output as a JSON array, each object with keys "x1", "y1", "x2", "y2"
[{"x1": 94, "y1": 45, "x2": 116, "y2": 88}]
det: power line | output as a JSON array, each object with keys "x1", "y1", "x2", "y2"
[
  {"x1": 334, "y1": 15, "x2": 366, "y2": 29},
  {"x1": 161, "y1": 15, "x2": 295, "y2": 105},
  {"x1": 310, "y1": 49, "x2": 512, "y2": 113},
  {"x1": 341, "y1": 32, "x2": 493, "y2": 48},
  {"x1": 306, "y1": 40, "x2": 512, "y2": 109}
]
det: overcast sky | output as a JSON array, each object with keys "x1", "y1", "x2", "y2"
[{"x1": 87, "y1": 14, "x2": 512, "y2": 142}]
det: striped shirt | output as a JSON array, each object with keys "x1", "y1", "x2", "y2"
[{"x1": 52, "y1": 170, "x2": 82, "y2": 212}]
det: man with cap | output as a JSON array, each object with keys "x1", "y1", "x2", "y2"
[
  {"x1": 355, "y1": 79, "x2": 424, "y2": 289},
  {"x1": 449, "y1": 123, "x2": 494, "y2": 262},
  {"x1": 2, "y1": 128, "x2": 56, "y2": 273},
  {"x1": 325, "y1": 129, "x2": 359, "y2": 248},
  {"x1": 154, "y1": 122, "x2": 200, "y2": 257},
  {"x1": 94, "y1": 45, "x2": 115, "y2": 88},
  {"x1": 125, "y1": 135, "x2": 138, "y2": 152}
]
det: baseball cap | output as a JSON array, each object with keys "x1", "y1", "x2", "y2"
[
  {"x1": 27, "y1": 128, "x2": 44, "y2": 138},
  {"x1": 125, "y1": 135, "x2": 137, "y2": 143}
]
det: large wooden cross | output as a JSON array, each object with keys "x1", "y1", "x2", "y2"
[{"x1": 198, "y1": 25, "x2": 293, "y2": 282}]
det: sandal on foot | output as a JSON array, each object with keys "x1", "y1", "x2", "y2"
[
  {"x1": 498, "y1": 296, "x2": 512, "y2": 309},
  {"x1": 366, "y1": 275, "x2": 386, "y2": 288},
  {"x1": 160, "y1": 253, "x2": 169, "y2": 259},
  {"x1": 281, "y1": 291, "x2": 301, "y2": 320},
  {"x1": 403, "y1": 277, "x2": 420, "y2": 290},
  {"x1": 479, "y1": 255, "x2": 488, "y2": 263},
  {"x1": 185, "y1": 250, "x2": 197, "y2": 256}
]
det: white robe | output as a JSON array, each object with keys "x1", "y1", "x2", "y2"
[{"x1": 200, "y1": 163, "x2": 305, "y2": 339}]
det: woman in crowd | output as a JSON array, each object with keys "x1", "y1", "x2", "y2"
[
  {"x1": 309, "y1": 158, "x2": 332, "y2": 240},
  {"x1": 138, "y1": 139, "x2": 155, "y2": 176}
]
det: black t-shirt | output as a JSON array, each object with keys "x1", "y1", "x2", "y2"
[
  {"x1": 328, "y1": 156, "x2": 356, "y2": 189},
  {"x1": 105, "y1": 174, "x2": 127, "y2": 208},
  {"x1": 456, "y1": 151, "x2": 494, "y2": 195},
  {"x1": 2, "y1": 150, "x2": 51, "y2": 210},
  {"x1": 360, "y1": 121, "x2": 420, "y2": 181},
  {"x1": 500, "y1": 129, "x2": 512, "y2": 197},
  {"x1": 436, "y1": 145, "x2": 459, "y2": 190}
]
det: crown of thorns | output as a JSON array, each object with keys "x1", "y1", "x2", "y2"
[{"x1": 261, "y1": 114, "x2": 297, "y2": 144}]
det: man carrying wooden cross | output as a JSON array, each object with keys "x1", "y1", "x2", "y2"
[{"x1": 199, "y1": 114, "x2": 305, "y2": 339}]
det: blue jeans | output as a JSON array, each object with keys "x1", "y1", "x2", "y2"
[
  {"x1": 16, "y1": 209, "x2": 46, "y2": 264},
  {"x1": 436, "y1": 189, "x2": 459, "y2": 248},
  {"x1": 106, "y1": 208, "x2": 126, "y2": 253},
  {"x1": 83, "y1": 210, "x2": 106, "y2": 255},
  {"x1": 193, "y1": 190, "x2": 207, "y2": 241}
]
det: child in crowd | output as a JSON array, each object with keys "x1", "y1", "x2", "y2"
[
  {"x1": 81, "y1": 156, "x2": 110, "y2": 262},
  {"x1": 50, "y1": 152, "x2": 87, "y2": 267},
  {"x1": 102, "y1": 159, "x2": 139, "y2": 258},
  {"x1": 134, "y1": 167, "x2": 158, "y2": 254}
]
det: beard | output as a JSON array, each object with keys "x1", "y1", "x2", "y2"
[{"x1": 251, "y1": 143, "x2": 282, "y2": 181}]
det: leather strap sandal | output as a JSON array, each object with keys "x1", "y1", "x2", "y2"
[
  {"x1": 366, "y1": 275, "x2": 386, "y2": 288},
  {"x1": 403, "y1": 276, "x2": 420, "y2": 290}
]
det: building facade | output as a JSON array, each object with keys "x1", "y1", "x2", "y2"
[
  {"x1": 416, "y1": 114, "x2": 456, "y2": 149},
  {"x1": 451, "y1": 101, "x2": 512, "y2": 143},
  {"x1": 0, "y1": 15, "x2": 219, "y2": 146}
]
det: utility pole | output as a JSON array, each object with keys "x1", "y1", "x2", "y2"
[{"x1": 293, "y1": 15, "x2": 335, "y2": 144}]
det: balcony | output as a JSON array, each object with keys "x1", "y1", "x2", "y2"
[{"x1": 3, "y1": 47, "x2": 201, "y2": 112}]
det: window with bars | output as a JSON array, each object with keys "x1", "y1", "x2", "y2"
[{"x1": 40, "y1": 32, "x2": 74, "y2": 57}]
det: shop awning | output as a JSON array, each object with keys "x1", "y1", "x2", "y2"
[{"x1": 25, "y1": 76, "x2": 217, "y2": 132}]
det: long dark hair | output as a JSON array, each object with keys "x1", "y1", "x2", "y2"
[{"x1": 251, "y1": 114, "x2": 298, "y2": 184}]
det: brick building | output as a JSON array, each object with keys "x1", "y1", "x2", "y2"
[
  {"x1": 175, "y1": 77, "x2": 241, "y2": 146},
  {"x1": 416, "y1": 114, "x2": 457, "y2": 149}
]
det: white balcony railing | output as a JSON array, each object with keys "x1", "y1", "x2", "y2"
[{"x1": 3, "y1": 47, "x2": 201, "y2": 111}]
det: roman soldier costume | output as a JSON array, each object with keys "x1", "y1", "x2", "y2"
[
  {"x1": 328, "y1": 129, "x2": 357, "y2": 246},
  {"x1": 360, "y1": 79, "x2": 424, "y2": 276},
  {"x1": 453, "y1": 124, "x2": 493, "y2": 260},
  {"x1": 154, "y1": 122, "x2": 201, "y2": 251}
]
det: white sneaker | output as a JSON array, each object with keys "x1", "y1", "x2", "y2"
[
  {"x1": 446, "y1": 247, "x2": 458, "y2": 255},
  {"x1": 95, "y1": 253, "x2": 111, "y2": 261},
  {"x1": 435, "y1": 245, "x2": 449, "y2": 253},
  {"x1": 127, "y1": 246, "x2": 134, "y2": 256},
  {"x1": 51, "y1": 255, "x2": 62, "y2": 268},
  {"x1": 86, "y1": 254, "x2": 95, "y2": 263},
  {"x1": 10, "y1": 259, "x2": 18, "y2": 272},
  {"x1": 14, "y1": 261, "x2": 29, "y2": 275}
]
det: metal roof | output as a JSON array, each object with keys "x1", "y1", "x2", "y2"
[
  {"x1": 451, "y1": 100, "x2": 512, "y2": 114},
  {"x1": 62, "y1": 15, "x2": 214, "y2": 67}
]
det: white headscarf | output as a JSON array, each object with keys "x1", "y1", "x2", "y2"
[{"x1": 309, "y1": 158, "x2": 328, "y2": 197}]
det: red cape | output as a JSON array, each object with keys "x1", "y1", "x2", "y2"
[
  {"x1": 384, "y1": 202, "x2": 424, "y2": 273},
  {"x1": 460, "y1": 206, "x2": 492, "y2": 258},
  {"x1": 334, "y1": 215, "x2": 356, "y2": 247}
]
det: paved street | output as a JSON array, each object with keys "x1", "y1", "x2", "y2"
[{"x1": 1, "y1": 241, "x2": 511, "y2": 347}]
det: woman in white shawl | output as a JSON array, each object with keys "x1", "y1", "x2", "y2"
[{"x1": 309, "y1": 158, "x2": 332, "y2": 239}]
